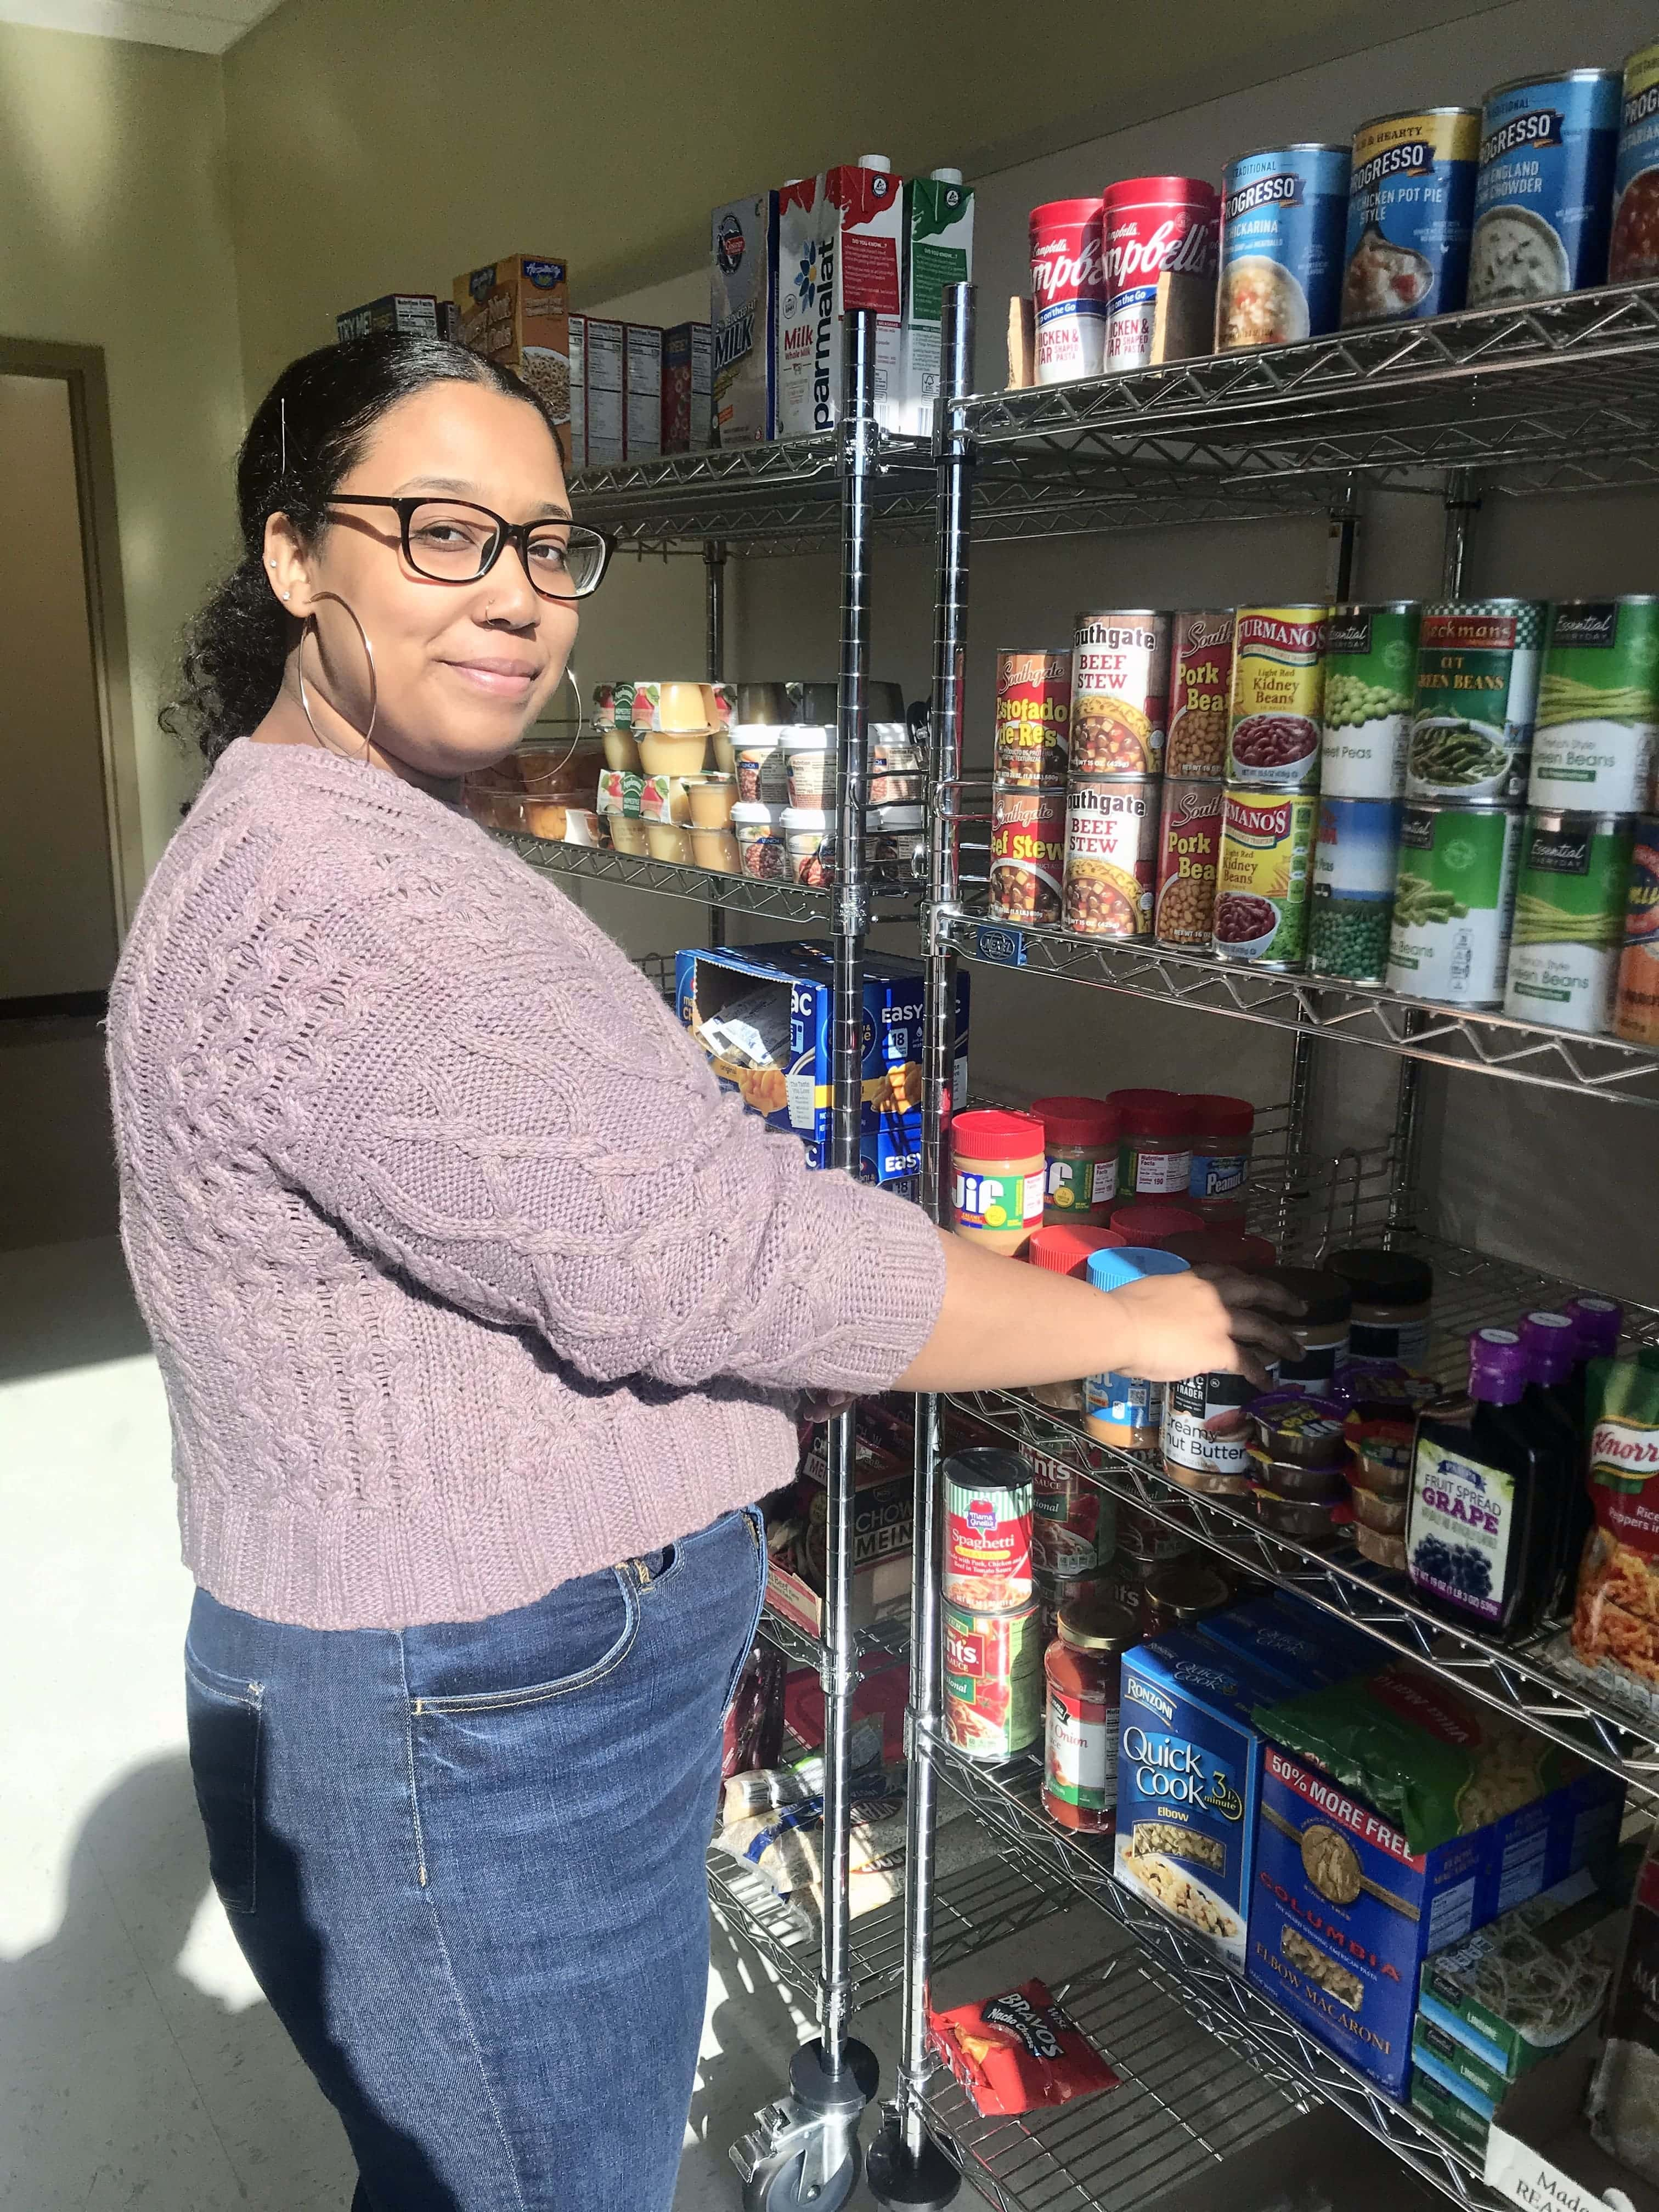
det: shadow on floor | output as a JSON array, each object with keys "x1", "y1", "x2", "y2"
[{"x1": 0, "y1": 1234, "x2": 151, "y2": 1384}]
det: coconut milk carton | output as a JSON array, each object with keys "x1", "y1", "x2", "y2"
[
  {"x1": 711, "y1": 191, "x2": 778, "y2": 446},
  {"x1": 897, "y1": 168, "x2": 974, "y2": 436},
  {"x1": 778, "y1": 159, "x2": 905, "y2": 435}
]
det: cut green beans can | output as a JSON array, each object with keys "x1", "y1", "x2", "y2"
[
  {"x1": 1407, "y1": 599, "x2": 1545, "y2": 805},
  {"x1": 1503, "y1": 810, "x2": 1637, "y2": 1034},
  {"x1": 1529, "y1": 597, "x2": 1659, "y2": 815},
  {"x1": 1386, "y1": 802, "x2": 1522, "y2": 1007},
  {"x1": 1321, "y1": 602, "x2": 1419, "y2": 798},
  {"x1": 1311, "y1": 796, "x2": 1402, "y2": 981}
]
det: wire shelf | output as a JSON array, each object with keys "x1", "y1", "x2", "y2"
[
  {"x1": 567, "y1": 428, "x2": 936, "y2": 550},
  {"x1": 754, "y1": 1601, "x2": 910, "y2": 1675},
  {"x1": 503, "y1": 830, "x2": 923, "y2": 922}
]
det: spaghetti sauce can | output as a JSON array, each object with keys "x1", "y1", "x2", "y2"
[
  {"x1": 1166, "y1": 610, "x2": 1235, "y2": 777},
  {"x1": 943, "y1": 1447, "x2": 1034, "y2": 1612},
  {"x1": 1154, "y1": 778, "x2": 1225, "y2": 947},
  {"x1": 993, "y1": 648, "x2": 1073, "y2": 790},
  {"x1": 944, "y1": 1600, "x2": 1042, "y2": 1761},
  {"x1": 1615, "y1": 816, "x2": 1659, "y2": 1045},
  {"x1": 1070, "y1": 611, "x2": 1170, "y2": 779},
  {"x1": 1063, "y1": 777, "x2": 1158, "y2": 938},
  {"x1": 1227, "y1": 605, "x2": 1328, "y2": 791},
  {"x1": 989, "y1": 785, "x2": 1066, "y2": 924},
  {"x1": 1214, "y1": 788, "x2": 1318, "y2": 968}
]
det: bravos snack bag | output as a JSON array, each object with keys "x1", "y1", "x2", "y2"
[
  {"x1": 1571, "y1": 1350, "x2": 1659, "y2": 1716},
  {"x1": 928, "y1": 1981, "x2": 1120, "y2": 2116}
]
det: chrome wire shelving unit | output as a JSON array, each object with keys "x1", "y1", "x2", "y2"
[{"x1": 509, "y1": 831, "x2": 922, "y2": 925}]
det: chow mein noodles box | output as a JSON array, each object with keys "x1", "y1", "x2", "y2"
[{"x1": 453, "y1": 254, "x2": 571, "y2": 458}]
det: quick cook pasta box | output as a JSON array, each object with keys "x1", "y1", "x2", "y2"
[
  {"x1": 675, "y1": 943, "x2": 968, "y2": 1190},
  {"x1": 1116, "y1": 1632, "x2": 1285, "y2": 1970}
]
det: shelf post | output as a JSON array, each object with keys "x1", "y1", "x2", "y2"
[{"x1": 706, "y1": 539, "x2": 728, "y2": 951}]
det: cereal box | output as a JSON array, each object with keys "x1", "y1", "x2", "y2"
[
  {"x1": 712, "y1": 191, "x2": 777, "y2": 445},
  {"x1": 453, "y1": 255, "x2": 571, "y2": 459},
  {"x1": 583, "y1": 319, "x2": 625, "y2": 467},
  {"x1": 567, "y1": 314, "x2": 586, "y2": 469},
  {"x1": 336, "y1": 294, "x2": 438, "y2": 344},
  {"x1": 623, "y1": 325, "x2": 662, "y2": 461},
  {"x1": 662, "y1": 323, "x2": 713, "y2": 453}
]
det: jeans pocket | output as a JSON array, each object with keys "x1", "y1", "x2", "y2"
[
  {"x1": 411, "y1": 1567, "x2": 640, "y2": 1715},
  {"x1": 721, "y1": 1509, "x2": 771, "y2": 1712},
  {"x1": 184, "y1": 1661, "x2": 263, "y2": 1915}
]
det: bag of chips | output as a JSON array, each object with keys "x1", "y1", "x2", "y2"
[{"x1": 928, "y1": 1980, "x2": 1120, "y2": 2117}]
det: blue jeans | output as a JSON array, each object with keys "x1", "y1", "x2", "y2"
[{"x1": 184, "y1": 1507, "x2": 768, "y2": 2212}]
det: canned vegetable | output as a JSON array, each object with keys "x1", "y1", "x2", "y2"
[
  {"x1": 1311, "y1": 795, "x2": 1403, "y2": 983},
  {"x1": 1409, "y1": 600, "x2": 1545, "y2": 805},
  {"x1": 1615, "y1": 817, "x2": 1659, "y2": 1045},
  {"x1": 1386, "y1": 802, "x2": 1522, "y2": 1007},
  {"x1": 1215, "y1": 788, "x2": 1318, "y2": 967},
  {"x1": 1071, "y1": 611, "x2": 1170, "y2": 779},
  {"x1": 1342, "y1": 109, "x2": 1480, "y2": 325},
  {"x1": 1470, "y1": 71, "x2": 1621, "y2": 306},
  {"x1": 1531, "y1": 597, "x2": 1659, "y2": 816},
  {"x1": 1063, "y1": 777, "x2": 1158, "y2": 938},
  {"x1": 1504, "y1": 810, "x2": 1637, "y2": 1035},
  {"x1": 1218, "y1": 144, "x2": 1351, "y2": 349},
  {"x1": 1611, "y1": 40, "x2": 1659, "y2": 280},
  {"x1": 1155, "y1": 778, "x2": 1225, "y2": 948},
  {"x1": 1166, "y1": 610, "x2": 1235, "y2": 777},
  {"x1": 1227, "y1": 606, "x2": 1328, "y2": 790},
  {"x1": 1321, "y1": 602, "x2": 1419, "y2": 798}
]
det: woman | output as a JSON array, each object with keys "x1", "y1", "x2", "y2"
[{"x1": 107, "y1": 334, "x2": 1296, "y2": 2212}]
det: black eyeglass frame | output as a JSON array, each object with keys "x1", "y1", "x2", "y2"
[{"x1": 326, "y1": 494, "x2": 613, "y2": 600}]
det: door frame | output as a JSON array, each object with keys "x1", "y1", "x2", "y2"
[{"x1": 0, "y1": 337, "x2": 142, "y2": 936}]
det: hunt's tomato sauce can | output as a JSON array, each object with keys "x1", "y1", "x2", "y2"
[
  {"x1": 944, "y1": 1600, "x2": 1042, "y2": 1760},
  {"x1": 944, "y1": 1447, "x2": 1034, "y2": 1612},
  {"x1": 1102, "y1": 176, "x2": 1220, "y2": 371},
  {"x1": 994, "y1": 649, "x2": 1073, "y2": 789}
]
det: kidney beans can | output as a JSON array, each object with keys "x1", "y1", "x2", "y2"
[
  {"x1": 1031, "y1": 1447, "x2": 1111, "y2": 1580},
  {"x1": 944, "y1": 1600, "x2": 1042, "y2": 1760},
  {"x1": 1063, "y1": 777, "x2": 1159, "y2": 938},
  {"x1": 1611, "y1": 41, "x2": 1659, "y2": 280},
  {"x1": 989, "y1": 785, "x2": 1066, "y2": 924},
  {"x1": 1227, "y1": 605, "x2": 1328, "y2": 790},
  {"x1": 1217, "y1": 144, "x2": 1351, "y2": 351},
  {"x1": 1409, "y1": 599, "x2": 1546, "y2": 805},
  {"x1": 1164, "y1": 1369, "x2": 1260, "y2": 1492},
  {"x1": 1470, "y1": 71, "x2": 1621, "y2": 306},
  {"x1": 1155, "y1": 778, "x2": 1225, "y2": 947},
  {"x1": 1342, "y1": 109, "x2": 1480, "y2": 326},
  {"x1": 944, "y1": 1451, "x2": 1034, "y2": 1612},
  {"x1": 1504, "y1": 810, "x2": 1637, "y2": 1034},
  {"x1": 1531, "y1": 596, "x2": 1659, "y2": 815},
  {"x1": 1321, "y1": 601, "x2": 1420, "y2": 798},
  {"x1": 1030, "y1": 198, "x2": 1107, "y2": 383},
  {"x1": 1215, "y1": 788, "x2": 1318, "y2": 967},
  {"x1": 1103, "y1": 176, "x2": 1219, "y2": 371},
  {"x1": 994, "y1": 649, "x2": 1073, "y2": 789},
  {"x1": 1311, "y1": 795, "x2": 1403, "y2": 983},
  {"x1": 1387, "y1": 802, "x2": 1522, "y2": 1006},
  {"x1": 1166, "y1": 610, "x2": 1235, "y2": 777},
  {"x1": 1615, "y1": 816, "x2": 1659, "y2": 1045},
  {"x1": 1071, "y1": 610, "x2": 1170, "y2": 778}
]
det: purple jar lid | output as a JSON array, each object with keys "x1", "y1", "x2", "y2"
[
  {"x1": 1469, "y1": 1326, "x2": 1528, "y2": 1406},
  {"x1": 1567, "y1": 1295, "x2": 1623, "y2": 1364},
  {"x1": 1520, "y1": 1310, "x2": 1576, "y2": 1387}
]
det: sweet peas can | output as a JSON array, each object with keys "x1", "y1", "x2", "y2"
[
  {"x1": 1030, "y1": 199, "x2": 1107, "y2": 383},
  {"x1": 1310, "y1": 796, "x2": 1403, "y2": 984},
  {"x1": 1321, "y1": 602, "x2": 1419, "y2": 798},
  {"x1": 1470, "y1": 71, "x2": 1621, "y2": 306},
  {"x1": 1102, "y1": 176, "x2": 1220, "y2": 371},
  {"x1": 1217, "y1": 144, "x2": 1351, "y2": 350},
  {"x1": 1611, "y1": 40, "x2": 1659, "y2": 280},
  {"x1": 1342, "y1": 109, "x2": 1480, "y2": 325}
]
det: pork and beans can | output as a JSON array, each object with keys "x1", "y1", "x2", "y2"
[
  {"x1": 1504, "y1": 810, "x2": 1637, "y2": 1035},
  {"x1": 1615, "y1": 816, "x2": 1659, "y2": 1045},
  {"x1": 1155, "y1": 778, "x2": 1225, "y2": 947},
  {"x1": 1310, "y1": 795, "x2": 1403, "y2": 983},
  {"x1": 1611, "y1": 40, "x2": 1659, "y2": 281},
  {"x1": 1408, "y1": 599, "x2": 1545, "y2": 805},
  {"x1": 1321, "y1": 601, "x2": 1419, "y2": 798},
  {"x1": 944, "y1": 1600, "x2": 1042, "y2": 1760},
  {"x1": 1342, "y1": 108, "x2": 1480, "y2": 325},
  {"x1": 1386, "y1": 802, "x2": 1522, "y2": 1007},
  {"x1": 944, "y1": 1447, "x2": 1034, "y2": 1612},
  {"x1": 1166, "y1": 610, "x2": 1234, "y2": 777},
  {"x1": 1531, "y1": 596, "x2": 1659, "y2": 815},
  {"x1": 994, "y1": 648, "x2": 1073, "y2": 790},
  {"x1": 1064, "y1": 777, "x2": 1158, "y2": 938},
  {"x1": 1214, "y1": 788, "x2": 1318, "y2": 967},
  {"x1": 1071, "y1": 611, "x2": 1170, "y2": 778},
  {"x1": 1217, "y1": 143, "x2": 1351, "y2": 351},
  {"x1": 1227, "y1": 605, "x2": 1329, "y2": 790},
  {"x1": 1470, "y1": 71, "x2": 1621, "y2": 307},
  {"x1": 989, "y1": 785, "x2": 1066, "y2": 924}
]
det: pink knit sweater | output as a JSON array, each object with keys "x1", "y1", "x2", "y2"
[{"x1": 106, "y1": 738, "x2": 945, "y2": 1630}]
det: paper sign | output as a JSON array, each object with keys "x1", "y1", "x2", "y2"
[{"x1": 1484, "y1": 2126, "x2": 1627, "y2": 2212}]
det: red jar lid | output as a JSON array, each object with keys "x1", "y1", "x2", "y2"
[
  {"x1": 1163, "y1": 1229, "x2": 1279, "y2": 1271},
  {"x1": 1187, "y1": 1093, "x2": 1255, "y2": 1136},
  {"x1": 951, "y1": 1108, "x2": 1045, "y2": 1161},
  {"x1": 1028, "y1": 1225, "x2": 1125, "y2": 1278},
  {"x1": 1032, "y1": 1094, "x2": 1119, "y2": 1149},
  {"x1": 1110, "y1": 1201, "x2": 1205, "y2": 1248},
  {"x1": 1107, "y1": 1088, "x2": 1191, "y2": 1136}
]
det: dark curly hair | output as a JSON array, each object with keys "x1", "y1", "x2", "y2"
[{"x1": 163, "y1": 333, "x2": 563, "y2": 765}]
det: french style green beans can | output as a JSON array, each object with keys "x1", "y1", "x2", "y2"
[
  {"x1": 1311, "y1": 796, "x2": 1402, "y2": 981},
  {"x1": 1386, "y1": 802, "x2": 1522, "y2": 1006},
  {"x1": 1407, "y1": 599, "x2": 1545, "y2": 805},
  {"x1": 1529, "y1": 597, "x2": 1659, "y2": 815},
  {"x1": 1503, "y1": 810, "x2": 1638, "y2": 1034},
  {"x1": 1321, "y1": 602, "x2": 1420, "y2": 798}
]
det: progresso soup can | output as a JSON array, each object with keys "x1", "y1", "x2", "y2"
[
  {"x1": 1504, "y1": 810, "x2": 1638, "y2": 1035},
  {"x1": 1387, "y1": 802, "x2": 1523, "y2": 1007},
  {"x1": 1530, "y1": 596, "x2": 1659, "y2": 816},
  {"x1": 1408, "y1": 599, "x2": 1546, "y2": 805},
  {"x1": 1217, "y1": 144, "x2": 1351, "y2": 350},
  {"x1": 1611, "y1": 40, "x2": 1659, "y2": 281},
  {"x1": 1341, "y1": 108, "x2": 1480, "y2": 325},
  {"x1": 1214, "y1": 788, "x2": 1318, "y2": 968},
  {"x1": 1469, "y1": 71, "x2": 1621, "y2": 306},
  {"x1": 1311, "y1": 796, "x2": 1403, "y2": 984},
  {"x1": 1321, "y1": 601, "x2": 1420, "y2": 798},
  {"x1": 1227, "y1": 605, "x2": 1328, "y2": 789}
]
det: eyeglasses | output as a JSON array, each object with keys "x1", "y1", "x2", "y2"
[{"x1": 326, "y1": 495, "x2": 612, "y2": 600}]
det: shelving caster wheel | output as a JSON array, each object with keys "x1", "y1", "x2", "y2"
[
  {"x1": 732, "y1": 2039, "x2": 880, "y2": 2212},
  {"x1": 865, "y1": 2106, "x2": 961, "y2": 2211}
]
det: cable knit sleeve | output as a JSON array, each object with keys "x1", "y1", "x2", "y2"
[{"x1": 257, "y1": 840, "x2": 946, "y2": 1397}]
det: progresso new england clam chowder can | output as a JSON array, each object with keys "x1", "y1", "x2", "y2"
[
  {"x1": 1469, "y1": 70, "x2": 1621, "y2": 306},
  {"x1": 1217, "y1": 144, "x2": 1351, "y2": 351},
  {"x1": 1341, "y1": 108, "x2": 1480, "y2": 325}
]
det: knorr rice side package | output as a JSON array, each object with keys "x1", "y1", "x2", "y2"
[{"x1": 1571, "y1": 1350, "x2": 1659, "y2": 1718}]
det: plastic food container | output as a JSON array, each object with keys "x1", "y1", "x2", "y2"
[
  {"x1": 712, "y1": 727, "x2": 735, "y2": 775},
  {"x1": 684, "y1": 774, "x2": 737, "y2": 829},
  {"x1": 1026, "y1": 1224, "x2": 1125, "y2": 1409},
  {"x1": 867, "y1": 803, "x2": 926, "y2": 882},
  {"x1": 1247, "y1": 1390, "x2": 1351, "y2": 1469},
  {"x1": 951, "y1": 1107, "x2": 1046, "y2": 1256},
  {"x1": 1140, "y1": 1555, "x2": 1231, "y2": 1637},
  {"x1": 645, "y1": 821, "x2": 694, "y2": 865},
  {"x1": 607, "y1": 815, "x2": 650, "y2": 856},
  {"x1": 871, "y1": 723, "x2": 926, "y2": 806},
  {"x1": 638, "y1": 727, "x2": 712, "y2": 778},
  {"x1": 1247, "y1": 1452, "x2": 1351, "y2": 1501},
  {"x1": 782, "y1": 727, "x2": 834, "y2": 806},
  {"x1": 1109, "y1": 1200, "x2": 1204, "y2": 1249},
  {"x1": 1186, "y1": 1095, "x2": 1255, "y2": 1225},
  {"x1": 1258, "y1": 1265, "x2": 1353, "y2": 1392},
  {"x1": 731, "y1": 800, "x2": 788, "y2": 881},
  {"x1": 1254, "y1": 1488, "x2": 1350, "y2": 1546},
  {"x1": 1324, "y1": 1248, "x2": 1435, "y2": 1369},
  {"x1": 689, "y1": 825, "x2": 740, "y2": 874},
  {"x1": 1108, "y1": 1088, "x2": 1193, "y2": 1199},
  {"x1": 731, "y1": 728, "x2": 789, "y2": 805},
  {"x1": 1350, "y1": 1486, "x2": 1408, "y2": 1534},
  {"x1": 783, "y1": 806, "x2": 835, "y2": 887},
  {"x1": 602, "y1": 727, "x2": 642, "y2": 774},
  {"x1": 735, "y1": 681, "x2": 795, "y2": 724},
  {"x1": 1032, "y1": 1096, "x2": 1120, "y2": 1224},
  {"x1": 1353, "y1": 1522, "x2": 1408, "y2": 1570},
  {"x1": 1082, "y1": 1246, "x2": 1188, "y2": 1450}
]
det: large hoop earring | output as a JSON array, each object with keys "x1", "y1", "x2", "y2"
[
  {"x1": 532, "y1": 664, "x2": 585, "y2": 781},
  {"x1": 298, "y1": 592, "x2": 377, "y2": 760}
]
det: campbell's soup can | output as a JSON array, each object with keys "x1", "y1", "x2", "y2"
[
  {"x1": 1063, "y1": 778, "x2": 1159, "y2": 938},
  {"x1": 1071, "y1": 610, "x2": 1170, "y2": 778},
  {"x1": 944, "y1": 1600, "x2": 1042, "y2": 1760},
  {"x1": 1614, "y1": 816, "x2": 1659, "y2": 1045},
  {"x1": 1611, "y1": 41, "x2": 1659, "y2": 280},
  {"x1": 1102, "y1": 175, "x2": 1220, "y2": 371},
  {"x1": 1031, "y1": 1448, "x2": 1110, "y2": 1579},
  {"x1": 1030, "y1": 198, "x2": 1107, "y2": 383},
  {"x1": 1227, "y1": 605, "x2": 1328, "y2": 790},
  {"x1": 1341, "y1": 109, "x2": 1480, "y2": 326},
  {"x1": 1409, "y1": 599, "x2": 1545, "y2": 806},
  {"x1": 1166, "y1": 610, "x2": 1234, "y2": 778},
  {"x1": 1155, "y1": 778, "x2": 1226, "y2": 947},
  {"x1": 989, "y1": 785, "x2": 1066, "y2": 924},
  {"x1": 1215, "y1": 788, "x2": 1318, "y2": 968},
  {"x1": 1217, "y1": 144, "x2": 1351, "y2": 350},
  {"x1": 1470, "y1": 71, "x2": 1620, "y2": 306},
  {"x1": 993, "y1": 649, "x2": 1072, "y2": 789},
  {"x1": 943, "y1": 1447, "x2": 1034, "y2": 1612}
]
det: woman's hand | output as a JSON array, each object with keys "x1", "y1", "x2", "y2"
[{"x1": 1104, "y1": 1267, "x2": 1304, "y2": 1390}]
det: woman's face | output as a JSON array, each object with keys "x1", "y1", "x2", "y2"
[{"x1": 266, "y1": 380, "x2": 578, "y2": 780}]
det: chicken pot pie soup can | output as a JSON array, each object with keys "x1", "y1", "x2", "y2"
[
  {"x1": 944, "y1": 1447, "x2": 1035, "y2": 1612},
  {"x1": 944, "y1": 1600, "x2": 1042, "y2": 1759},
  {"x1": 1611, "y1": 40, "x2": 1659, "y2": 280},
  {"x1": 1470, "y1": 71, "x2": 1621, "y2": 307},
  {"x1": 1342, "y1": 109, "x2": 1480, "y2": 326},
  {"x1": 1063, "y1": 777, "x2": 1158, "y2": 939},
  {"x1": 1217, "y1": 144, "x2": 1351, "y2": 351},
  {"x1": 1070, "y1": 611, "x2": 1170, "y2": 779}
]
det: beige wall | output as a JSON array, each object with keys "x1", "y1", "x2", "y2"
[{"x1": 0, "y1": 21, "x2": 245, "y2": 880}]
